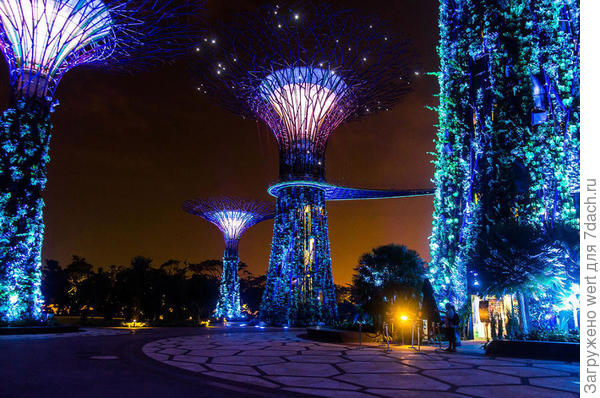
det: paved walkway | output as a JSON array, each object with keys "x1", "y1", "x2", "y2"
[{"x1": 143, "y1": 329, "x2": 579, "y2": 398}]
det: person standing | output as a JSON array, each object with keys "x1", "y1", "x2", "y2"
[{"x1": 444, "y1": 302, "x2": 459, "y2": 352}]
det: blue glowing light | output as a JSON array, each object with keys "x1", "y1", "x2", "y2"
[
  {"x1": 268, "y1": 180, "x2": 433, "y2": 201},
  {"x1": 429, "y1": 0, "x2": 579, "y2": 310},
  {"x1": 260, "y1": 185, "x2": 337, "y2": 325},
  {"x1": 0, "y1": 99, "x2": 52, "y2": 323}
]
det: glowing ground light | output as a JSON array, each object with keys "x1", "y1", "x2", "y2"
[{"x1": 122, "y1": 320, "x2": 148, "y2": 328}]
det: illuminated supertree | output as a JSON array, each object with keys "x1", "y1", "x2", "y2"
[
  {"x1": 182, "y1": 197, "x2": 274, "y2": 319},
  {"x1": 195, "y1": 3, "x2": 424, "y2": 325},
  {"x1": 429, "y1": 0, "x2": 579, "y2": 313},
  {"x1": 0, "y1": 0, "x2": 199, "y2": 323}
]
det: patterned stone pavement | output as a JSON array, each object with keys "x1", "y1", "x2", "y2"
[{"x1": 142, "y1": 329, "x2": 580, "y2": 397}]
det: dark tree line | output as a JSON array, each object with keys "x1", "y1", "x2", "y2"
[
  {"x1": 41, "y1": 245, "x2": 426, "y2": 328},
  {"x1": 42, "y1": 255, "x2": 265, "y2": 325}
]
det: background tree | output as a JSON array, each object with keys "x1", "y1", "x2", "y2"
[
  {"x1": 39, "y1": 255, "x2": 235, "y2": 324},
  {"x1": 41, "y1": 260, "x2": 67, "y2": 313},
  {"x1": 188, "y1": 259, "x2": 222, "y2": 279},
  {"x1": 351, "y1": 244, "x2": 426, "y2": 328},
  {"x1": 334, "y1": 284, "x2": 357, "y2": 323},
  {"x1": 64, "y1": 255, "x2": 93, "y2": 315},
  {"x1": 186, "y1": 261, "x2": 220, "y2": 320},
  {"x1": 240, "y1": 272, "x2": 266, "y2": 316}
]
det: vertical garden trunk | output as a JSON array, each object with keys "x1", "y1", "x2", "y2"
[
  {"x1": 0, "y1": 98, "x2": 53, "y2": 323},
  {"x1": 215, "y1": 243, "x2": 242, "y2": 319},
  {"x1": 260, "y1": 185, "x2": 337, "y2": 326}
]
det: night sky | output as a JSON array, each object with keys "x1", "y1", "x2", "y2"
[{"x1": 2, "y1": 0, "x2": 439, "y2": 286}]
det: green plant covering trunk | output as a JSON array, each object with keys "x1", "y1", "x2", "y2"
[
  {"x1": 260, "y1": 186, "x2": 337, "y2": 326},
  {"x1": 0, "y1": 98, "x2": 54, "y2": 323},
  {"x1": 430, "y1": 1, "x2": 579, "y2": 308},
  {"x1": 215, "y1": 245, "x2": 242, "y2": 319}
]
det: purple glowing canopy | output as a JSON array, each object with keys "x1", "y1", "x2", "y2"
[
  {"x1": 256, "y1": 66, "x2": 349, "y2": 152},
  {"x1": 0, "y1": 0, "x2": 200, "y2": 97},
  {"x1": 194, "y1": 3, "x2": 415, "y2": 161},
  {"x1": 182, "y1": 197, "x2": 275, "y2": 245}
]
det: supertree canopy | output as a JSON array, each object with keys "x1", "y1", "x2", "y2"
[
  {"x1": 183, "y1": 197, "x2": 274, "y2": 319},
  {"x1": 0, "y1": 0, "x2": 112, "y2": 98},
  {"x1": 429, "y1": 0, "x2": 579, "y2": 315},
  {"x1": 195, "y1": 3, "x2": 413, "y2": 181},
  {"x1": 257, "y1": 66, "x2": 350, "y2": 179},
  {"x1": 0, "y1": 0, "x2": 200, "y2": 323},
  {"x1": 195, "y1": 3, "x2": 419, "y2": 325},
  {"x1": 0, "y1": 0, "x2": 198, "y2": 98}
]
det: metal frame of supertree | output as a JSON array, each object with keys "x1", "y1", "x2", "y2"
[
  {"x1": 194, "y1": 3, "x2": 420, "y2": 326},
  {"x1": 0, "y1": 0, "x2": 200, "y2": 98},
  {"x1": 0, "y1": 0, "x2": 201, "y2": 323},
  {"x1": 182, "y1": 197, "x2": 274, "y2": 320},
  {"x1": 194, "y1": 3, "x2": 414, "y2": 182}
]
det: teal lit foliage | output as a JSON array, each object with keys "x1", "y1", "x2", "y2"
[
  {"x1": 260, "y1": 186, "x2": 337, "y2": 326},
  {"x1": 429, "y1": 0, "x2": 580, "y2": 308},
  {"x1": 215, "y1": 246, "x2": 241, "y2": 319},
  {"x1": 0, "y1": 98, "x2": 54, "y2": 323},
  {"x1": 474, "y1": 222, "x2": 577, "y2": 298}
]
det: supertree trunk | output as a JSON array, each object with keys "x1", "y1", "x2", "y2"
[
  {"x1": 0, "y1": 98, "x2": 53, "y2": 323},
  {"x1": 430, "y1": 0, "x2": 579, "y2": 309},
  {"x1": 215, "y1": 244, "x2": 242, "y2": 319},
  {"x1": 260, "y1": 185, "x2": 337, "y2": 326}
]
